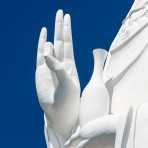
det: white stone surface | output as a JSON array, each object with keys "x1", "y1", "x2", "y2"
[
  {"x1": 104, "y1": 0, "x2": 148, "y2": 147},
  {"x1": 79, "y1": 49, "x2": 110, "y2": 127},
  {"x1": 36, "y1": 0, "x2": 148, "y2": 147},
  {"x1": 36, "y1": 10, "x2": 80, "y2": 147}
]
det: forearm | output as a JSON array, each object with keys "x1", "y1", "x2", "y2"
[
  {"x1": 44, "y1": 115, "x2": 65, "y2": 148},
  {"x1": 66, "y1": 111, "x2": 131, "y2": 148}
]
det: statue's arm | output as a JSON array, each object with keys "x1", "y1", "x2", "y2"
[
  {"x1": 66, "y1": 109, "x2": 132, "y2": 148},
  {"x1": 36, "y1": 10, "x2": 80, "y2": 148}
]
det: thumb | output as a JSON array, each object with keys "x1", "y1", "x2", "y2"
[{"x1": 44, "y1": 56, "x2": 70, "y2": 84}]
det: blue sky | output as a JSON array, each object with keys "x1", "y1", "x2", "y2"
[{"x1": 0, "y1": 0, "x2": 133, "y2": 147}]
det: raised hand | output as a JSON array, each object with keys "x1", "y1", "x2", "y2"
[{"x1": 35, "y1": 10, "x2": 80, "y2": 144}]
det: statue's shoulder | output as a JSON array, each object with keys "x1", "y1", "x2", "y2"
[{"x1": 104, "y1": 13, "x2": 148, "y2": 86}]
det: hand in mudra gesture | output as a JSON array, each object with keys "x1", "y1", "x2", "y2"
[{"x1": 35, "y1": 10, "x2": 80, "y2": 142}]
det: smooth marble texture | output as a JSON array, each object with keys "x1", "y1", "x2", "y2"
[{"x1": 36, "y1": 0, "x2": 148, "y2": 147}]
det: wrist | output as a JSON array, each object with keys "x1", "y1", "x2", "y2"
[{"x1": 44, "y1": 114, "x2": 65, "y2": 148}]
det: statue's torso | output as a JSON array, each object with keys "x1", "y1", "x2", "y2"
[{"x1": 104, "y1": 0, "x2": 148, "y2": 114}]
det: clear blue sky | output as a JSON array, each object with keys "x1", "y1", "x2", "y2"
[{"x1": 0, "y1": 0, "x2": 133, "y2": 147}]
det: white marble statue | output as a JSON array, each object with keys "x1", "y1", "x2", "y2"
[{"x1": 35, "y1": 0, "x2": 148, "y2": 147}]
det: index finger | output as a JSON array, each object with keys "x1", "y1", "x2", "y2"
[
  {"x1": 37, "y1": 27, "x2": 47, "y2": 65},
  {"x1": 38, "y1": 27, "x2": 47, "y2": 53}
]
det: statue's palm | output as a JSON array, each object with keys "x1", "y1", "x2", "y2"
[{"x1": 36, "y1": 10, "x2": 80, "y2": 141}]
